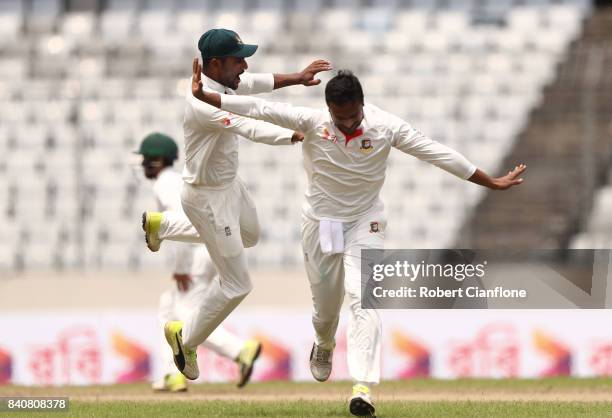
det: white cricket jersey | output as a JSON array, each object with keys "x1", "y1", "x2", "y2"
[
  {"x1": 218, "y1": 95, "x2": 478, "y2": 222},
  {"x1": 153, "y1": 168, "x2": 213, "y2": 278},
  {"x1": 182, "y1": 72, "x2": 295, "y2": 187},
  {"x1": 153, "y1": 167, "x2": 183, "y2": 213}
]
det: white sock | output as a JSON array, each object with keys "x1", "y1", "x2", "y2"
[{"x1": 355, "y1": 381, "x2": 372, "y2": 392}]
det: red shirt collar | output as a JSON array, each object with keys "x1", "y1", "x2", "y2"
[{"x1": 342, "y1": 128, "x2": 363, "y2": 146}]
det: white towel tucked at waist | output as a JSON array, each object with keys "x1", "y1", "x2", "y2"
[{"x1": 319, "y1": 218, "x2": 344, "y2": 254}]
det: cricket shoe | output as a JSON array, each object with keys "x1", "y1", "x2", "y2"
[
  {"x1": 142, "y1": 211, "x2": 163, "y2": 252},
  {"x1": 309, "y1": 343, "x2": 334, "y2": 382},
  {"x1": 349, "y1": 384, "x2": 376, "y2": 417},
  {"x1": 152, "y1": 372, "x2": 187, "y2": 392},
  {"x1": 236, "y1": 339, "x2": 262, "y2": 388},
  {"x1": 164, "y1": 321, "x2": 199, "y2": 380}
]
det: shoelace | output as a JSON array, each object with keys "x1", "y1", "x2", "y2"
[{"x1": 314, "y1": 347, "x2": 331, "y2": 364}]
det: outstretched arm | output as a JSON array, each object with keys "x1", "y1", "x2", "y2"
[
  {"x1": 235, "y1": 59, "x2": 332, "y2": 95},
  {"x1": 467, "y1": 165, "x2": 526, "y2": 190},
  {"x1": 273, "y1": 59, "x2": 333, "y2": 89},
  {"x1": 188, "y1": 97, "x2": 304, "y2": 145},
  {"x1": 190, "y1": 61, "x2": 303, "y2": 144},
  {"x1": 192, "y1": 58, "x2": 318, "y2": 133},
  {"x1": 391, "y1": 114, "x2": 526, "y2": 190}
]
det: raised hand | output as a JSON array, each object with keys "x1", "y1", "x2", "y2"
[
  {"x1": 192, "y1": 57, "x2": 204, "y2": 100},
  {"x1": 299, "y1": 60, "x2": 333, "y2": 87}
]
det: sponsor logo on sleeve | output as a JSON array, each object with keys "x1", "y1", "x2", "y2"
[
  {"x1": 321, "y1": 127, "x2": 338, "y2": 143},
  {"x1": 221, "y1": 112, "x2": 234, "y2": 127}
]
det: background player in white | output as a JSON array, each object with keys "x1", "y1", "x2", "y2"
[
  {"x1": 137, "y1": 132, "x2": 263, "y2": 391},
  {"x1": 146, "y1": 29, "x2": 332, "y2": 381},
  {"x1": 191, "y1": 67, "x2": 527, "y2": 417}
]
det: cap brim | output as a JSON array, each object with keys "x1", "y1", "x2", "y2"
[{"x1": 230, "y1": 44, "x2": 258, "y2": 58}]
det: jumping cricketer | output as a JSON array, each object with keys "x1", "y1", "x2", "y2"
[{"x1": 138, "y1": 132, "x2": 263, "y2": 391}]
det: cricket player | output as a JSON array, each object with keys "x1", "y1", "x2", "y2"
[
  {"x1": 138, "y1": 132, "x2": 263, "y2": 391},
  {"x1": 141, "y1": 29, "x2": 332, "y2": 382},
  {"x1": 190, "y1": 67, "x2": 527, "y2": 417}
]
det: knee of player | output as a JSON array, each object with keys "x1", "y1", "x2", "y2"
[
  {"x1": 348, "y1": 298, "x2": 381, "y2": 320},
  {"x1": 344, "y1": 287, "x2": 363, "y2": 306},
  {"x1": 239, "y1": 279, "x2": 253, "y2": 296},
  {"x1": 227, "y1": 278, "x2": 253, "y2": 299},
  {"x1": 241, "y1": 233, "x2": 259, "y2": 248},
  {"x1": 347, "y1": 297, "x2": 363, "y2": 311}
]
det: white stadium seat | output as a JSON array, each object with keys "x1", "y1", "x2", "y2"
[
  {"x1": 0, "y1": 12, "x2": 22, "y2": 42},
  {"x1": 0, "y1": 0, "x2": 590, "y2": 271},
  {"x1": 60, "y1": 12, "x2": 96, "y2": 40},
  {"x1": 137, "y1": 10, "x2": 172, "y2": 35},
  {"x1": 100, "y1": 11, "x2": 134, "y2": 42}
]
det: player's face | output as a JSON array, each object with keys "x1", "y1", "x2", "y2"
[
  {"x1": 328, "y1": 101, "x2": 364, "y2": 136},
  {"x1": 141, "y1": 156, "x2": 165, "y2": 179},
  {"x1": 218, "y1": 57, "x2": 249, "y2": 90}
]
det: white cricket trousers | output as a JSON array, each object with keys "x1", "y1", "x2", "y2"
[
  {"x1": 158, "y1": 276, "x2": 245, "y2": 376},
  {"x1": 171, "y1": 178, "x2": 259, "y2": 349},
  {"x1": 158, "y1": 211, "x2": 202, "y2": 243},
  {"x1": 301, "y1": 204, "x2": 386, "y2": 384}
]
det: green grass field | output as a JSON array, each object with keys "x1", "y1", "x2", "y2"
[{"x1": 1, "y1": 379, "x2": 612, "y2": 417}]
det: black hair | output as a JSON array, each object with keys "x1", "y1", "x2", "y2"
[{"x1": 325, "y1": 70, "x2": 364, "y2": 106}]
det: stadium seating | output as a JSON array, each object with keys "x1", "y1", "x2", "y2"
[{"x1": 0, "y1": 0, "x2": 591, "y2": 271}]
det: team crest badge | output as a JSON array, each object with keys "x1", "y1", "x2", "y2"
[
  {"x1": 225, "y1": 226, "x2": 232, "y2": 236},
  {"x1": 370, "y1": 222, "x2": 379, "y2": 233},
  {"x1": 360, "y1": 139, "x2": 373, "y2": 154}
]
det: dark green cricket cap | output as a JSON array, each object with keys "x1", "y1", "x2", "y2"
[
  {"x1": 198, "y1": 28, "x2": 258, "y2": 59},
  {"x1": 138, "y1": 132, "x2": 178, "y2": 161}
]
